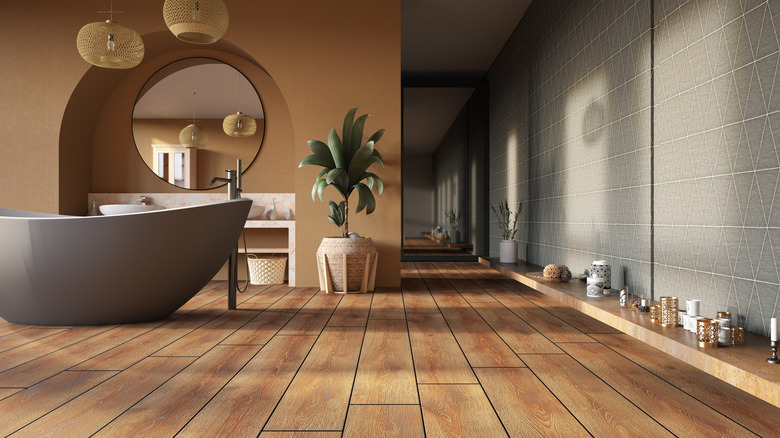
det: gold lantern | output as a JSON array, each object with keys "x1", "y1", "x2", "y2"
[
  {"x1": 697, "y1": 319, "x2": 720, "y2": 348},
  {"x1": 77, "y1": 19, "x2": 144, "y2": 69},
  {"x1": 223, "y1": 112, "x2": 257, "y2": 137},
  {"x1": 660, "y1": 296, "x2": 679, "y2": 328},
  {"x1": 163, "y1": 0, "x2": 229, "y2": 44}
]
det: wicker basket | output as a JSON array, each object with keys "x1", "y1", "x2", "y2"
[
  {"x1": 316, "y1": 237, "x2": 378, "y2": 294},
  {"x1": 247, "y1": 254, "x2": 287, "y2": 285}
]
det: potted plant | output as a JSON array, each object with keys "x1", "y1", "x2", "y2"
[
  {"x1": 492, "y1": 201, "x2": 522, "y2": 263},
  {"x1": 445, "y1": 208, "x2": 461, "y2": 243},
  {"x1": 299, "y1": 107, "x2": 384, "y2": 293}
]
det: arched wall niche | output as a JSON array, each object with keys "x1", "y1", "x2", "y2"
[{"x1": 59, "y1": 31, "x2": 294, "y2": 214}]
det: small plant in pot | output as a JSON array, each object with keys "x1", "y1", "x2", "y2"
[
  {"x1": 492, "y1": 201, "x2": 522, "y2": 263},
  {"x1": 445, "y1": 208, "x2": 461, "y2": 243},
  {"x1": 299, "y1": 107, "x2": 384, "y2": 293}
]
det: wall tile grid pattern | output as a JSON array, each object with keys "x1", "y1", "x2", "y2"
[
  {"x1": 468, "y1": 84, "x2": 490, "y2": 255},
  {"x1": 431, "y1": 0, "x2": 779, "y2": 334},
  {"x1": 654, "y1": 0, "x2": 780, "y2": 333},
  {"x1": 433, "y1": 107, "x2": 470, "y2": 242},
  {"x1": 488, "y1": 0, "x2": 654, "y2": 301}
]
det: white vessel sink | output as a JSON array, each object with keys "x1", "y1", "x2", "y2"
[
  {"x1": 99, "y1": 204, "x2": 166, "y2": 215},
  {"x1": 247, "y1": 205, "x2": 265, "y2": 219}
]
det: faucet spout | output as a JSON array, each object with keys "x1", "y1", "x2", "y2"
[{"x1": 210, "y1": 176, "x2": 229, "y2": 186}]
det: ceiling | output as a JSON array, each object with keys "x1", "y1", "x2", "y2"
[
  {"x1": 402, "y1": 0, "x2": 533, "y2": 154},
  {"x1": 133, "y1": 62, "x2": 265, "y2": 120}
]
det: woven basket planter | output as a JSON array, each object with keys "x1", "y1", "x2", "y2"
[{"x1": 316, "y1": 237, "x2": 378, "y2": 294}]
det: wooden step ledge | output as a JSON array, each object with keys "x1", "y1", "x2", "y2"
[{"x1": 479, "y1": 257, "x2": 780, "y2": 408}]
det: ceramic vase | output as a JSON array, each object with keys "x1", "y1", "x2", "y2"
[{"x1": 499, "y1": 240, "x2": 517, "y2": 263}]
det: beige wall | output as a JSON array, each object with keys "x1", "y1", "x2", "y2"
[{"x1": 0, "y1": 0, "x2": 401, "y2": 288}]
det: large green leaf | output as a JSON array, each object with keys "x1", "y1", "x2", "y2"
[
  {"x1": 342, "y1": 107, "x2": 357, "y2": 157},
  {"x1": 363, "y1": 172, "x2": 384, "y2": 195},
  {"x1": 367, "y1": 128, "x2": 384, "y2": 145},
  {"x1": 347, "y1": 140, "x2": 376, "y2": 185},
  {"x1": 354, "y1": 183, "x2": 376, "y2": 214},
  {"x1": 311, "y1": 178, "x2": 327, "y2": 201},
  {"x1": 327, "y1": 128, "x2": 345, "y2": 168},
  {"x1": 326, "y1": 168, "x2": 350, "y2": 195},
  {"x1": 303, "y1": 140, "x2": 335, "y2": 168},
  {"x1": 316, "y1": 168, "x2": 328, "y2": 180},
  {"x1": 299, "y1": 153, "x2": 333, "y2": 168},
  {"x1": 349, "y1": 113, "x2": 369, "y2": 161}
]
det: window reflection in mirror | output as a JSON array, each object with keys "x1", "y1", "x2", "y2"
[{"x1": 133, "y1": 58, "x2": 264, "y2": 189}]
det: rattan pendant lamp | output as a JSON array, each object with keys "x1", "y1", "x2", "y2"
[
  {"x1": 163, "y1": 0, "x2": 229, "y2": 44},
  {"x1": 223, "y1": 72, "x2": 257, "y2": 138},
  {"x1": 180, "y1": 92, "x2": 209, "y2": 149},
  {"x1": 76, "y1": 2, "x2": 144, "y2": 69}
]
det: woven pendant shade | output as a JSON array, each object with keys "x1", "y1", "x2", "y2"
[
  {"x1": 76, "y1": 20, "x2": 144, "y2": 69},
  {"x1": 223, "y1": 112, "x2": 257, "y2": 137},
  {"x1": 163, "y1": 0, "x2": 229, "y2": 44},
  {"x1": 179, "y1": 123, "x2": 209, "y2": 149}
]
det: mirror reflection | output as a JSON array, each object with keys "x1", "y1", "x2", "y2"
[{"x1": 132, "y1": 58, "x2": 265, "y2": 189}]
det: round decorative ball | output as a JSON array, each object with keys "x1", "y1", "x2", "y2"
[
  {"x1": 543, "y1": 264, "x2": 561, "y2": 278},
  {"x1": 557, "y1": 265, "x2": 572, "y2": 280}
]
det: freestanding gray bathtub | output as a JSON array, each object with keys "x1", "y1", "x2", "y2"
[{"x1": 0, "y1": 199, "x2": 251, "y2": 325}]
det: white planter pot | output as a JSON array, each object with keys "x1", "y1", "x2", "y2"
[{"x1": 499, "y1": 240, "x2": 517, "y2": 263}]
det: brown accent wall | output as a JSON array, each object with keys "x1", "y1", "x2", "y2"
[{"x1": 0, "y1": 0, "x2": 401, "y2": 288}]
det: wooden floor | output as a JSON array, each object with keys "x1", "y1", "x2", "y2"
[{"x1": 0, "y1": 262, "x2": 777, "y2": 437}]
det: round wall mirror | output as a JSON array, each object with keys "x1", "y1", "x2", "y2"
[{"x1": 132, "y1": 58, "x2": 265, "y2": 189}]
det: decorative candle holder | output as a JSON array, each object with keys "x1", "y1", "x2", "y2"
[
  {"x1": 716, "y1": 311, "x2": 731, "y2": 322},
  {"x1": 650, "y1": 305, "x2": 660, "y2": 323},
  {"x1": 730, "y1": 326, "x2": 745, "y2": 346},
  {"x1": 696, "y1": 319, "x2": 720, "y2": 348},
  {"x1": 769, "y1": 341, "x2": 780, "y2": 364},
  {"x1": 660, "y1": 296, "x2": 678, "y2": 328}
]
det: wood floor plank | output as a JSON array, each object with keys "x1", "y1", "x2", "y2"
[
  {"x1": 0, "y1": 322, "x2": 162, "y2": 387},
  {"x1": 11, "y1": 357, "x2": 194, "y2": 438},
  {"x1": 343, "y1": 405, "x2": 425, "y2": 438},
  {"x1": 71, "y1": 307, "x2": 224, "y2": 371},
  {"x1": 419, "y1": 384, "x2": 508, "y2": 437},
  {"x1": 0, "y1": 388, "x2": 21, "y2": 400},
  {"x1": 433, "y1": 262, "x2": 497, "y2": 304},
  {"x1": 521, "y1": 354, "x2": 673, "y2": 437},
  {"x1": 94, "y1": 345, "x2": 261, "y2": 437},
  {"x1": 276, "y1": 292, "x2": 342, "y2": 336},
  {"x1": 483, "y1": 281, "x2": 594, "y2": 343},
  {"x1": 239, "y1": 284, "x2": 293, "y2": 310},
  {"x1": 0, "y1": 328, "x2": 66, "y2": 353},
  {"x1": 402, "y1": 278, "x2": 439, "y2": 313},
  {"x1": 406, "y1": 312, "x2": 477, "y2": 384},
  {"x1": 521, "y1": 292, "x2": 622, "y2": 334},
  {"x1": 368, "y1": 288, "x2": 406, "y2": 320},
  {"x1": 0, "y1": 323, "x2": 38, "y2": 338},
  {"x1": 267, "y1": 287, "x2": 320, "y2": 311},
  {"x1": 471, "y1": 301, "x2": 563, "y2": 354},
  {"x1": 475, "y1": 368, "x2": 590, "y2": 437},
  {"x1": 560, "y1": 342, "x2": 755, "y2": 437},
  {"x1": 221, "y1": 310, "x2": 297, "y2": 345},
  {"x1": 327, "y1": 293, "x2": 372, "y2": 326},
  {"x1": 437, "y1": 305, "x2": 524, "y2": 368},
  {"x1": 260, "y1": 432, "x2": 341, "y2": 437},
  {"x1": 265, "y1": 326, "x2": 365, "y2": 431},
  {"x1": 351, "y1": 319, "x2": 417, "y2": 404},
  {"x1": 154, "y1": 308, "x2": 261, "y2": 356},
  {"x1": 0, "y1": 326, "x2": 116, "y2": 374},
  {"x1": 594, "y1": 333, "x2": 780, "y2": 436},
  {"x1": 0, "y1": 370, "x2": 116, "y2": 437},
  {"x1": 400, "y1": 262, "x2": 422, "y2": 278},
  {"x1": 178, "y1": 335, "x2": 317, "y2": 437}
]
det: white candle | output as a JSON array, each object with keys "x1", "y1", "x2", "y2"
[{"x1": 771, "y1": 317, "x2": 778, "y2": 342}]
